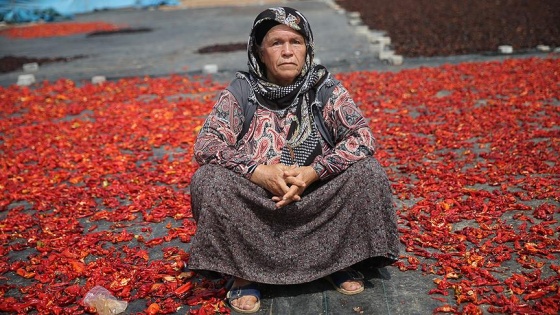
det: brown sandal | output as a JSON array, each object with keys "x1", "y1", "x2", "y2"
[{"x1": 326, "y1": 268, "x2": 365, "y2": 295}]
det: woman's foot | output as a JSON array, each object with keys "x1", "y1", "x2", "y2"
[
  {"x1": 340, "y1": 278, "x2": 364, "y2": 292},
  {"x1": 327, "y1": 268, "x2": 365, "y2": 295},
  {"x1": 227, "y1": 278, "x2": 261, "y2": 313}
]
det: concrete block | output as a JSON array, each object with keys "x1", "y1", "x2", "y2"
[
  {"x1": 389, "y1": 55, "x2": 404, "y2": 65},
  {"x1": 202, "y1": 64, "x2": 218, "y2": 74},
  {"x1": 366, "y1": 31, "x2": 385, "y2": 42},
  {"x1": 355, "y1": 25, "x2": 370, "y2": 35},
  {"x1": 379, "y1": 50, "x2": 395, "y2": 60},
  {"x1": 92, "y1": 76, "x2": 106, "y2": 84},
  {"x1": 376, "y1": 36, "x2": 391, "y2": 45},
  {"x1": 348, "y1": 18, "x2": 362, "y2": 26},
  {"x1": 326, "y1": 1, "x2": 343, "y2": 12},
  {"x1": 17, "y1": 74, "x2": 36, "y2": 86},
  {"x1": 498, "y1": 45, "x2": 513, "y2": 54},
  {"x1": 22, "y1": 62, "x2": 39, "y2": 72},
  {"x1": 347, "y1": 11, "x2": 361, "y2": 19}
]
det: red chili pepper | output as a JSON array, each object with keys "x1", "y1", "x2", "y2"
[
  {"x1": 523, "y1": 290, "x2": 547, "y2": 301},
  {"x1": 16, "y1": 268, "x2": 35, "y2": 279},
  {"x1": 1, "y1": 55, "x2": 559, "y2": 314},
  {"x1": 146, "y1": 303, "x2": 160, "y2": 315},
  {"x1": 175, "y1": 282, "x2": 194, "y2": 296},
  {"x1": 0, "y1": 21, "x2": 123, "y2": 39},
  {"x1": 63, "y1": 284, "x2": 81, "y2": 297},
  {"x1": 69, "y1": 260, "x2": 86, "y2": 274}
]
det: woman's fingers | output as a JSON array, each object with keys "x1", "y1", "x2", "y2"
[
  {"x1": 251, "y1": 164, "x2": 292, "y2": 196},
  {"x1": 274, "y1": 185, "x2": 303, "y2": 208},
  {"x1": 282, "y1": 184, "x2": 302, "y2": 201},
  {"x1": 284, "y1": 176, "x2": 306, "y2": 188},
  {"x1": 251, "y1": 164, "x2": 316, "y2": 208}
]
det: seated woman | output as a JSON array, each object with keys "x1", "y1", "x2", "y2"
[{"x1": 188, "y1": 7, "x2": 400, "y2": 314}]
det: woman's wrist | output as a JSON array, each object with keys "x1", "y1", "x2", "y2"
[{"x1": 311, "y1": 162, "x2": 325, "y2": 181}]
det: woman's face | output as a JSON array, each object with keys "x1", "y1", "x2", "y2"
[{"x1": 259, "y1": 24, "x2": 307, "y2": 86}]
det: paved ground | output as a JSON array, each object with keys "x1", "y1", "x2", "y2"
[
  {"x1": 0, "y1": 0, "x2": 546, "y2": 87},
  {"x1": 1, "y1": 0, "x2": 372, "y2": 86},
  {"x1": 0, "y1": 1, "x2": 555, "y2": 314}
]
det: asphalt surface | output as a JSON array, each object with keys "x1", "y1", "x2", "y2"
[
  {"x1": 0, "y1": 0, "x2": 547, "y2": 87},
  {"x1": 1, "y1": 0, "x2": 371, "y2": 86},
  {"x1": 0, "y1": 1, "x2": 554, "y2": 314}
]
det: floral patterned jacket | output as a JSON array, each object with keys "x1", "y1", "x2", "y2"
[{"x1": 193, "y1": 82, "x2": 376, "y2": 180}]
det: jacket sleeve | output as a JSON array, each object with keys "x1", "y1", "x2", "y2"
[
  {"x1": 193, "y1": 90, "x2": 258, "y2": 178},
  {"x1": 310, "y1": 83, "x2": 377, "y2": 180}
]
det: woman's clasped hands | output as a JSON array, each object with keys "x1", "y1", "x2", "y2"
[{"x1": 250, "y1": 164, "x2": 319, "y2": 208}]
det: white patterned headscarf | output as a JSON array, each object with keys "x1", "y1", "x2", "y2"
[{"x1": 245, "y1": 7, "x2": 325, "y2": 104}]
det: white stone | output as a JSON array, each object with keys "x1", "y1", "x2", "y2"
[
  {"x1": 378, "y1": 36, "x2": 391, "y2": 45},
  {"x1": 347, "y1": 11, "x2": 361, "y2": 19},
  {"x1": 355, "y1": 25, "x2": 369, "y2": 35},
  {"x1": 202, "y1": 64, "x2": 218, "y2": 74},
  {"x1": 91, "y1": 76, "x2": 106, "y2": 84},
  {"x1": 367, "y1": 31, "x2": 385, "y2": 42},
  {"x1": 348, "y1": 18, "x2": 362, "y2": 26},
  {"x1": 17, "y1": 74, "x2": 36, "y2": 86},
  {"x1": 379, "y1": 50, "x2": 395, "y2": 60},
  {"x1": 369, "y1": 35, "x2": 381, "y2": 43},
  {"x1": 371, "y1": 36, "x2": 391, "y2": 46},
  {"x1": 498, "y1": 45, "x2": 513, "y2": 54},
  {"x1": 536, "y1": 45, "x2": 551, "y2": 52},
  {"x1": 22, "y1": 62, "x2": 39, "y2": 72},
  {"x1": 389, "y1": 55, "x2": 404, "y2": 65},
  {"x1": 327, "y1": 1, "x2": 342, "y2": 11}
]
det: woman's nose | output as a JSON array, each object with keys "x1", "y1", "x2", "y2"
[{"x1": 281, "y1": 43, "x2": 294, "y2": 56}]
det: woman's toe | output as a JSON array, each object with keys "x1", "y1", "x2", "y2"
[
  {"x1": 242, "y1": 296, "x2": 257, "y2": 310},
  {"x1": 343, "y1": 280, "x2": 363, "y2": 292}
]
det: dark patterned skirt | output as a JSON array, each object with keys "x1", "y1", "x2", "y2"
[{"x1": 188, "y1": 157, "x2": 400, "y2": 285}]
